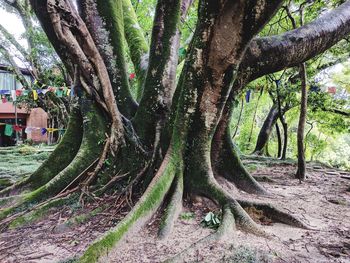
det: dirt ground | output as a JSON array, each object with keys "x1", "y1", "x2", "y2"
[{"x1": 0, "y1": 157, "x2": 349, "y2": 263}]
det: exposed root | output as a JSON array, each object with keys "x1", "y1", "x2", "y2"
[
  {"x1": 195, "y1": 176, "x2": 265, "y2": 236},
  {"x1": 237, "y1": 200, "x2": 310, "y2": 229},
  {"x1": 94, "y1": 172, "x2": 130, "y2": 196},
  {"x1": 158, "y1": 172, "x2": 184, "y2": 239},
  {"x1": 60, "y1": 159, "x2": 99, "y2": 196},
  {"x1": 165, "y1": 205, "x2": 235, "y2": 263},
  {"x1": 253, "y1": 175, "x2": 276, "y2": 183},
  {"x1": 7, "y1": 193, "x2": 78, "y2": 230},
  {"x1": 212, "y1": 128, "x2": 268, "y2": 195},
  {"x1": 79, "y1": 137, "x2": 111, "y2": 203},
  {"x1": 220, "y1": 135, "x2": 268, "y2": 195},
  {"x1": 113, "y1": 165, "x2": 149, "y2": 209},
  {"x1": 0, "y1": 189, "x2": 78, "y2": 231},
  {"x1": 78, "y1": 149, "x2": 181, "y2": 263}
]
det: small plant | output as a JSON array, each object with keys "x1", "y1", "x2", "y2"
[
  {"x1": 104, "y1": 159, "x2": 111, "y2": 167},
  {"x1": 180, "y1": 212, "x2": 195, "y2": 220},
  {"x1": 201, "y1": 211, "x2": 220, "y2": 229}
]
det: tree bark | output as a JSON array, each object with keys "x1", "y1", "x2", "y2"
[
  {"x1": 78, "y1": 0, "x2": 138, "y2": 118},
  {"x1": 133, "y1": 0, "x2": 193, "y2": 149},
  {"x1": 253, "y1": 104, "x2": 279, "y2": 155},
  {"x1": 296, "y1": 63, "x2": 308, "y2": 180},
  {"x1": 275, "y1": 122, "x2": 282, "y2": 158},
  {"x1": 280, "y1": 115, "x2": 288, "y2": 160},
  {"x1": 2, "y1": 1, "x2": 350, "y2": 262}
]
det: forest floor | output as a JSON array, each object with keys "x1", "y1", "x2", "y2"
[{"x1": 0, "y1": 147, "x2": 349, "y2": 263}]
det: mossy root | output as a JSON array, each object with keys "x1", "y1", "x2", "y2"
[
  {"x1": 8, "y1": 193, "x2": 79, "y2": 229},
  {"x1": 218, "y1": 134, "x2": 268, "y2": 195},
  {"x1": 158, "y1": 172, "x2": 183, "y2": 239},
  {"x1": 79, "y1": 150, "x2": 181, "y2": 263},
  {"x1": 237, "y1": 200, "x2": 309, "y2": 229}
]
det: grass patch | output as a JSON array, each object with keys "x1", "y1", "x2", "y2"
[
  {"x1": 0, "y1": 145, "x2": 54, "y2": 182},
  {"x1": 222, "y1": 245, "x2": 271, "y2": 263}
]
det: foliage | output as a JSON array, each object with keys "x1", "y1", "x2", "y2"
[{"x1": 201, "y1": 211, "x2": 221, "y2": 229}]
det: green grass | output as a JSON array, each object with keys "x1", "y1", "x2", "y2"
[{"x1": 0, "y1": 145, "x2": 54, "y2": 182}]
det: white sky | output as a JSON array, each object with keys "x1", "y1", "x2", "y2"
[
  {"x1": 0, "y1": 8, "x2": 26, "y2": 43},
  {"x1": 0, "y1": 8, "x2": 27, "y2": 66}
]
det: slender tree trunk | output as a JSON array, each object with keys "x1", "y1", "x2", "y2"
[
  {"x1": 253, "y1": 104, "x2": 279, "y2": 155},
  {"x1": 280, "y1": 115, "x2": 288, "y2": 160},
  {"x1": 275, "y1": 122, "x2": 282, "y2": 158},
  {"x1": 296, "y1": 62, "x2": 308, "y2": 180},
  {"x1": 295, "y1": 8, "x2": 308, "y2": 181},
  {"x1": 247, "y1": 90, "x2": 262, "y2": 143}
]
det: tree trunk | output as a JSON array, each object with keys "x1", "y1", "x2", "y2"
[
  {"x1": 275, "y1": 122, "x2": 282, "y2": 158},
  {"x1": 253, "y1": 104, "x2": 279, "y2": 155},
  {"x1": 232, "y1": 97, "x2": 244, "y2": 139},
  {"x1": 1, "y1": 1, "x2": 349, "y2": 262},
  {"x1": 295, "y1": 63, "x2": 308, "y2": 180},
  {"x1": 280, "y1": 115, "x2": 288, "y2": 160}
]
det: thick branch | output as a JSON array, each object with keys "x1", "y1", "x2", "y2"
[
  {"x1": 132, "y1": 0, "x2": 183, "y2": 148},
  {"x1": 79, "y1": 0, "x2": 138, "y2": 118},
  {"x1": 29, "y1": 0, "x2": 74, "y2": 79},
  {"x1": 241, "y1": 0, "x2": 350, "y2": 80},
  {"x1": 122, "y1": 0, "x2": 149, "y2": 100}
]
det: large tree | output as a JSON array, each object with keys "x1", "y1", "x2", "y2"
[{"x1": 1, "y1": 0, "x2": 350, "y2": 262}]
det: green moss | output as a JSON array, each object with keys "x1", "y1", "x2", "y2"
[
  {"x1": 96, "y1": 0, "x2": 137, "y2": 117},
  {"x1": 132, "y1": 0, "x2": 182, "y2": 147},
  {"x1": 122, "y1": 0, "x2": 149, "y2": 100},
  {"x1": 9, "y1": 194, "x2": 78, "y2": 229}
]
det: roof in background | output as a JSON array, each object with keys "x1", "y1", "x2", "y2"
[{"x1": 0, "y1": 64, "x2": 32, "y2": 76}]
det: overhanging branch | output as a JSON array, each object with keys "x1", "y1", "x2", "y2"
[{"x1": 241, "y1": 0, "x2": 350, "y2": 81}]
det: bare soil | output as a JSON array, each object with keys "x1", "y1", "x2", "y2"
[{"x1": 0, "y1": 158, "x2": 349, "y2": 263}]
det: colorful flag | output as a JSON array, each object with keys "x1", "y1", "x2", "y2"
[
  {"x1": 4, "y1": 124, "x2": 13, "y2": 136},
  {"x1": 41, "y1": 128, "x2": 47, "y2": 135},
  {"x1": 33, "y1": 90, "x2": 38, "y2": 100}
]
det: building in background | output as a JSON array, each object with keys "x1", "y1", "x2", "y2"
[{"x1": 0, "y1": 64, "x2": 48, "y2": 146}]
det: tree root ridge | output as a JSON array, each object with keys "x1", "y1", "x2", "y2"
[
  {"x1": 237, "y1": 200, "x2": 309, "y2": 229},
  {"x1": 221, "y1": 135, "x2": 268, "y2": 196},
  {"x1": 79, "y1": 149, "x2": 181, "y2": 263},
  {"x1": 158, "y1": 171, "x2": 184, "y2": 239}
]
